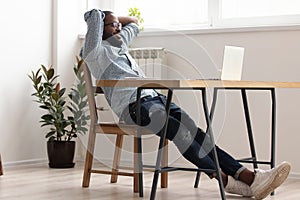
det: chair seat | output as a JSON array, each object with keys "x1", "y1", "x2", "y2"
[{"x1": 95, "y1": 122, "x2": 154, "y2": 136}]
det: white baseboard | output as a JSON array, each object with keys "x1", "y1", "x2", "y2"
[
  {"x1": 3, "y1": 155, "x2": 87, "y2": 168},
  {"x1": 288, "y1": 172, "x2": 300, "y2": 179},
  {"x1": 3, "y1": 158, "x2": 47, "y2": 168}
]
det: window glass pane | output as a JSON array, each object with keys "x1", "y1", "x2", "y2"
[
  {"x1": 222, "y1": 0, "x2": 300, "y2": 18},
  {"x1": 114, "y1": 0, "x2": 208, "y2": 27}
]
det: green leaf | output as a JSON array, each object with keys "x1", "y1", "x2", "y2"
[
  {"x1": 46, "y1": 131, "x2": 56, "y2": 138},
  {"x1": 39, "y1": 105, "x2": 50, "y2": 110},
  {"x1": 41, "y1": 65, "x2": 47, "y2": 75},
  {"x1": 79, "y1": 101, "x2": 87, "y2": 109},
  {"x1": 41, "y1": 114, "x2": 54, "y2": 121},
  {"x1": 48, "y1": 136, "x2": 56, "y2": 141},
  {"x1": 52, "y1": 93, "x2": 59, "y2": 101},
  {"x1": 47, "y1": 68, "x2": 54, "y2": 80},
  {"x1": 36, "y1": 76, "x2": 42, "y2": 85},
  {"x1": 40, "y1": 121, "x2": 53, "y2": 127},
  {"x1": 38, "y1": 85, "x2": 43, "y2": 93},
  {"x1": 59, "y1": 88, "x2": 66, "y2": 97}
]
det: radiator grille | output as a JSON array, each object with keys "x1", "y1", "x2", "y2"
[{"x1": 129, "y1": 47, "x2": 166, "y2": 78}]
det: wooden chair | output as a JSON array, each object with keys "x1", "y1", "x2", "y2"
[
  {"x1": 0, "y1": 153, "x2": 3, "y2": 176},
  {"x1": 80, "y1": 61, "x2": 168, "y2": 193}
]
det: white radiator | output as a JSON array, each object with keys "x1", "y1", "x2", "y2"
[{"x1": 129, "y1": 47, "x2": 166, "y2": 78}]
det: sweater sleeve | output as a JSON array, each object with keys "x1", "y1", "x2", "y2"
[
  {"x1": 81, "y1": 9, "x2": 105, "y2": 61},
  {"x1": 120, "y1": 23, "x2": 140, "y2": 48}
]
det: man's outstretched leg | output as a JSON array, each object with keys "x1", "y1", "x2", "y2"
[{"x1": 123, "y1": 96, "x2": 291, "y2": 199}]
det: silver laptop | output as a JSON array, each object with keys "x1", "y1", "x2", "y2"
[{"x1": 220, "y1": 46, "x2": 245, "y2": 81}]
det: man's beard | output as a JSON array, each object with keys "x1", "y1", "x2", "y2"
[{"x1": 106, "y1": 34, "x2": 123, "y2": 48}]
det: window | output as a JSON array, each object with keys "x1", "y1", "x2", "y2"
[
  {"x1": 222, "y1": 0, "x2": 300, "y2": 18},
  {"x1": 86, "y1": 0, "x2": 300, "y2": 30}
]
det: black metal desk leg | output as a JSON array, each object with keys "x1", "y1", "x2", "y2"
[
  {"x1": 270, "y1": 89, "x2": 276, "y2": 169},
  {"x1": 194, "y1": 88, "x2": 219, "y2": 188},
  {"x1": 241, "y1": 89, "x2": 258, "y2": 169},
  {"x1": 136, "y1": 88, "x2": 144, "y2": 197},
  {"x1": 202, "y1": 88, "x2": 226, "y2": 200},
  {"x1": 270, "y1": 88, "x2": 276, "y2": 196},
  {"x1": 150, "y1": 89, "x2": 173, "y2": 200}
]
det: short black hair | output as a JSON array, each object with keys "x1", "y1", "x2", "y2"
[{"x1": 103, "y1": 10, "x2": 114, "y2": 18}]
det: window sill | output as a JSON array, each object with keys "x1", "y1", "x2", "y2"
[
  {"x1": 78, "y1": 24, "x2": 300, "y2": 40},
  {"x1": 139, "y1": 24, "x2": 300, "y2": 37}
]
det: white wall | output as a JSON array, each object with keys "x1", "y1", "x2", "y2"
[
  {"x1": 0, "y1": 0, "x2": 84, "y2": 165},
  {"x1": 0, "y1": 0, "x2": 52, "y2": 163},
  {"x1": 1, "y1": 0, "x2": 300, "y2": 177}
]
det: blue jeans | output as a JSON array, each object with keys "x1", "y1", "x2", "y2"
[{"x1": 121, "y1": 94, "x2": 244, "y2": 178}]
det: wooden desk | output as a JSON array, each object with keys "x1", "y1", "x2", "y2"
[
  {"x1": 96, "y1": 79, "x2": 300, "y2": 200},
  {"x1": 96, "y1": 79, "x2": 300, "y2": 89}
]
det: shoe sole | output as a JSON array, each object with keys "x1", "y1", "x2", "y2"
[{"x1": 254, "y1": 162, "x2": 291, "y2": 200}]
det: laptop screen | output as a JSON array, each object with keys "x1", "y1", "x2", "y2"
[{"x1": 221, "y1": 46, "x2": 245, "y2": 81}]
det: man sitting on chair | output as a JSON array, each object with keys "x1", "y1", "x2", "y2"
[{"x1": 81, "y1": 9, "x2": 291, "y2": 200}]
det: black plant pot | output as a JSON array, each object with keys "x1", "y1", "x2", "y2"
[{"x1": 47, "y1": 140, "x2": 76, "y2": 168}]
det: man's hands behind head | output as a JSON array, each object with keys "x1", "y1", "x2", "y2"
[{"x1": 84, "y1": 9, "x2": 105, "y2": 24}]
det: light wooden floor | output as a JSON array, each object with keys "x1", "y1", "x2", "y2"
[{"x1": 0, "y1": 162, "x2": 299, "y2": 200}]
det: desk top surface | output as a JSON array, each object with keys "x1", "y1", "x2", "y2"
[{"x1": 96, "y1": 79, "x2": 300, "y2": 89}]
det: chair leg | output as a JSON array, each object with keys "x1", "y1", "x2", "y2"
[
  {"x1": 82, "y1": 128, "x2": 96, "y2": 187},
  {"x1": 0, "y1": 154, "x2": 3, "y2": 176},
  {"x1": 133, "y1": 136, "x2": 139, "y2": 193},
  {"x1": 111, "y1": 134, "x2": 124, "y2": 183},
  {"x1": 161, "y1": 140, "x2": 168, "y2": 188}
]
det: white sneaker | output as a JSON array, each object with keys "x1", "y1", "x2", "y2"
[
  {"x1": 250, "y1": 161, "x2": 291, "y2": 200},
  {"x1": 225, "y1": 176, "x2": 253, "y2": 197}
]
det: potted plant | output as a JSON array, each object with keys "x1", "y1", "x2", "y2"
[{"x1": 28, "y1": 58, "x2": 89, "y2": 168}]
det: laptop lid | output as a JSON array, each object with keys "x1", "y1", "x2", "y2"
[{"x1": 220, "y1": 46, "x2": 245, "y2": 81}]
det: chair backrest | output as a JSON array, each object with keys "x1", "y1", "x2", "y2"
[{"x1": 81, "y1": 61, "x2": 98, "y2": 126}]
